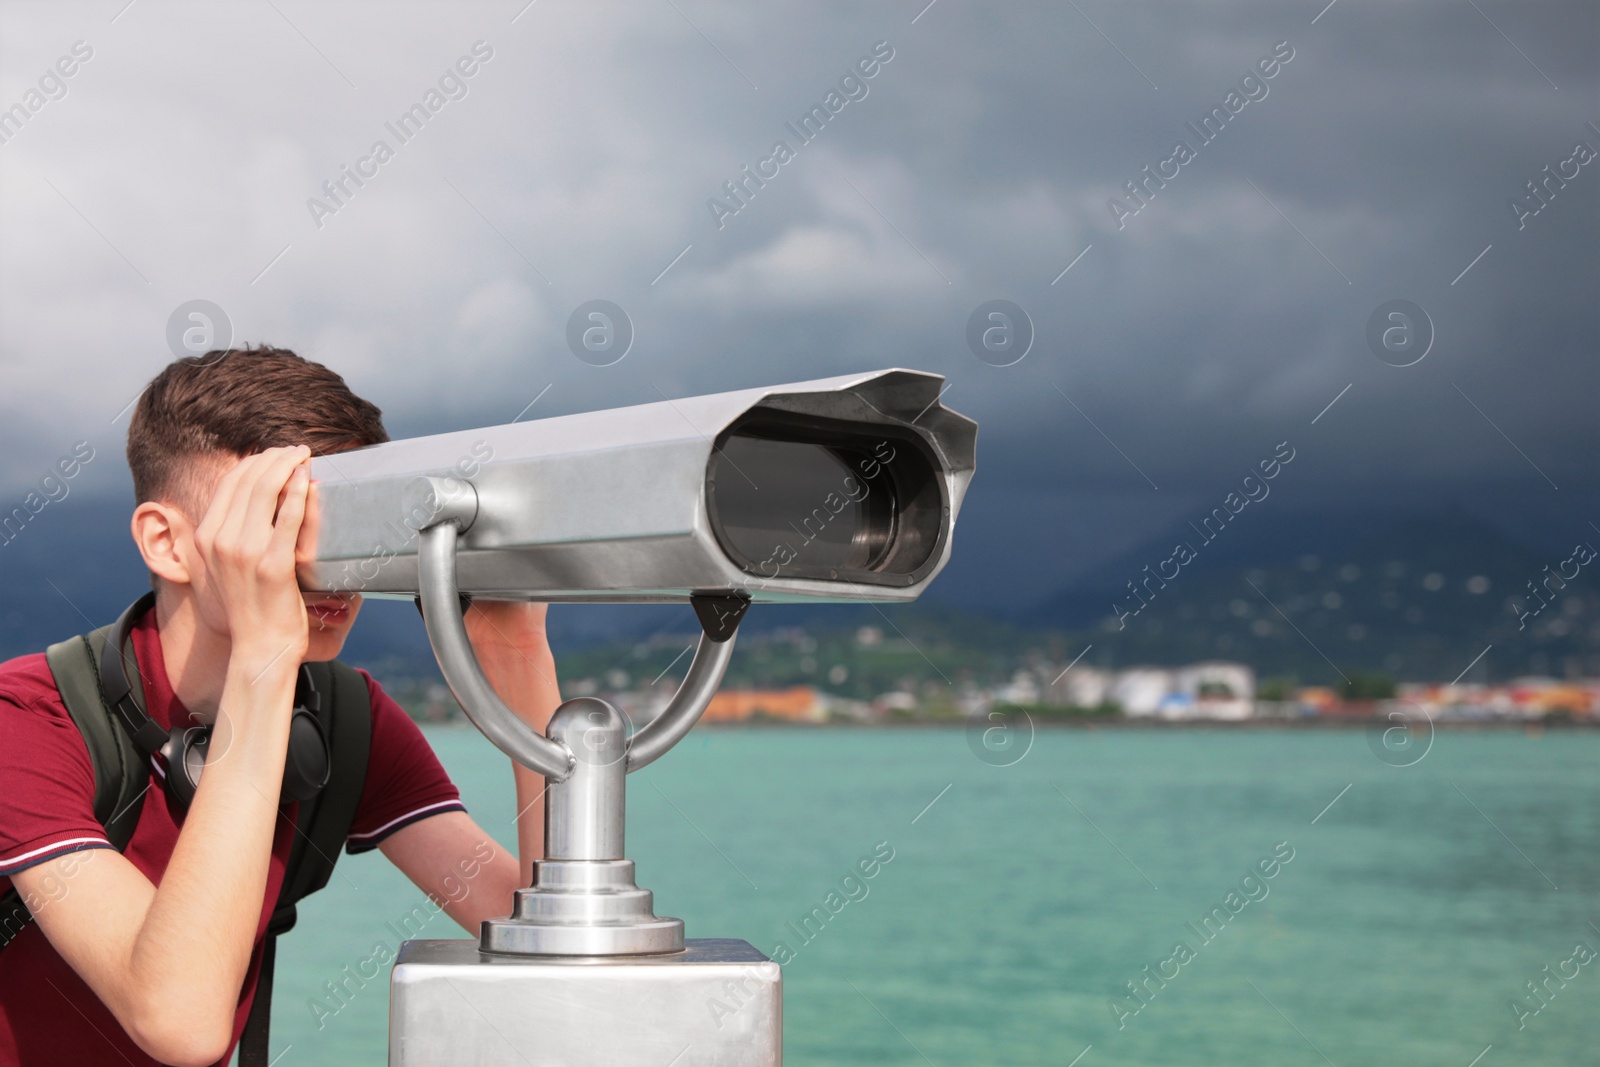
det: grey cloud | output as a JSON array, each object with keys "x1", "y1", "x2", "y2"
[{"x1": 0, "y1": 0, "x2": 1593, "y2": 571}]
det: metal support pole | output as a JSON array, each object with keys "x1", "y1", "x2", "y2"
[
  {"x1": 544, "y1": 699, "x2": 627, "y2": 860},
  {"x1": 481, "y1": 695, "x2": 686, "y2": 955}
]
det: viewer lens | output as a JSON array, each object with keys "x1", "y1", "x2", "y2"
[{"x1": 709, "y1": 437, "x2": 892, "y2": 575}]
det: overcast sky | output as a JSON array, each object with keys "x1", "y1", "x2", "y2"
[{"x1": 1, "y1": 0, "x2": 1595, "y2": 609}]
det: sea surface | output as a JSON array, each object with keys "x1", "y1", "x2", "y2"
[{"x1": 264, "y1": 725, "x2": 1599, "y2": 1065}]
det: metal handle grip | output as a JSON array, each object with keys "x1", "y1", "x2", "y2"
[
  {"x1": 414, "y1": 481, "x2": 737, "y2": 780},
  {"x1": 624, "y1": 630, "x2": 737, "y2": 773},
  {"x1": 417, "y1": 521, "x2": 576, "y2": 780}
]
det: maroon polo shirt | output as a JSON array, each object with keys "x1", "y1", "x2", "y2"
[{"x1": 0, "y1": 606, "x2": 466, "y2": 1065}]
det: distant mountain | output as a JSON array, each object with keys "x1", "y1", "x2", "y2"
[
  {"x1": 511, "y1": 512, "x2": 1600, "y2": 695},
  {"x1": 1016, "y1": 510, "x2": 1598, "y2": 683},
  {"x1": 2, "y1": 498, "x2": 1591, "y2": 688}
]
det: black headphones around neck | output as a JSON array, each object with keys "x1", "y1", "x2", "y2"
[{"x1": 100, "y1": 592, "x2": 331, "y2": 807}]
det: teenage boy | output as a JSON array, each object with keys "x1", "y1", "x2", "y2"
[{"x1": 0, "y1": 348, "x2": 557, "y2": 1066}]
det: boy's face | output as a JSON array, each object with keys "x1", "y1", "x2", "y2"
[{"x1": 178, "y1": 450, "x2": 363, "y2": 663}]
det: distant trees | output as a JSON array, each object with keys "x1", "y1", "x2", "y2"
[
  {"x1": 1257, "y1": 675, "x2": 1297, "y2": 702},
  {"x1": 1340, "y1": 672, "x2": 1397, "y2": 701}
]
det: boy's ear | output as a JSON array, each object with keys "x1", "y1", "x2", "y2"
[{"x1": 131, "y1": 501, "x2": 194, "y2": 588}]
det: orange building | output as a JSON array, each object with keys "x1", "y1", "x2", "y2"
[
  {"x1": 700, "y1": 686, "x2": 824, "y2": 723},
  {"x1": 1296, "y1": 687, "x2": 1341, "y2": 714}
]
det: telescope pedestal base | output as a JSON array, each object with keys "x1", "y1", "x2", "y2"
[
  {"x1": 479, "y1": 857, "x2": 685, "y2": 956},
  {"x1": 388, "y1": 937, "x2": 782, "y2": 1066}
]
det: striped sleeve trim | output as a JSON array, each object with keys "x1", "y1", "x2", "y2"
[
  {"x1": 345, "y1": 799, "x2": 467, "y2": 854},
  {"x1": 0, "y1": 836, "x2": 114, "y2": 876}
]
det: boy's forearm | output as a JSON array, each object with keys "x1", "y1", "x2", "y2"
[{"x1": 124, "y1": 658, "x2": 298, "y2": 1028}]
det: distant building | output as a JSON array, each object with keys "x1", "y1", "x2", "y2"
[
  {"x1": 874, "y1": 690, "x2": 918, "y2": 716},
  {"x1": 1397, "y1": 678, "x2": 1599, "y2": 720},
  {"x1": 1040, "y1": 662, "x2": 1255, "y2": 718},
  {"x1": 1295, "y1": 687, "x2": 1341, "y2": 716},
  {"x1": 817, "y1": 692, "x2": 875, "y2": 722},
  {"x1": 1046, "y1": 666, "x2": 1111, "y2": 709},
  {"x1": 700, "y1": 686, "x2": 825, "y2": 723},
  {"x1": 994, "y1": 669, "x2": 1040, "y2": 706},
  {"x1": 1173, "y1": 662, "x2": 1254, "y2": 720},
  {"x1": 1111, "y1": 669, "x2": 1173, "y2": 717}
]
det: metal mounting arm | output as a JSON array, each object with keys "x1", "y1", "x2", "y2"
[
  {"x1": 412, "y1": 475, "x2": 742, "y2": 781},
  {"x1": 625, "y1": 630, "x2": 737, "y2": 772},
  {"x1": 417, "y1": 519, "x2": 576, "y2": 781}
]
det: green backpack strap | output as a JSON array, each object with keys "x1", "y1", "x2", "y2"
[
  {"x1": 239, "y1": 659, "x2": 371, "y2": 1067},
  {"x1": 272, "y1": 660, "x2": 372, "y2": 928},
  {"x1": 52, "y1": 627, "x2": 152, "y2": 850},
  {"x1": 0, "y1": 629, "x2": 150, "y2": 952}
]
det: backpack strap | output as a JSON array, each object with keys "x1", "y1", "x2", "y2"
[
  {"x1": 272, "y1": 661, "x2": 372, "y2": 928},
  {"x1": 239, "y1": 659, "x2": 371, "y2": 1067},
  {"x1": 57, "y1": 627, "x2": 152, "y2": 849},
  {"x1": 0, "y1": 629, "x2": 150, "y2": 951}
]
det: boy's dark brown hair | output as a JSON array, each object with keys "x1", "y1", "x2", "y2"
[{"x1": 127, "y1": 346, "x2": 389, "y2": 525}]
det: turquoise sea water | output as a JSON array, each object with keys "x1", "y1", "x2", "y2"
[{"x1": 266, "y1": 726, "x2": 1599, "y2": 1065}]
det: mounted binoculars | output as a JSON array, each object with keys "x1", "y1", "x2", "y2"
[{"x1": 300, "y1": 369, "x2": 977, "y2": 1065}]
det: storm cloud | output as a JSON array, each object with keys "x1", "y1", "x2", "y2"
[{"x1": 0, "y1": 0, "x2": 1594, "y2": 609}]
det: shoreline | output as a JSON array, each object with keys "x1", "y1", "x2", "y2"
[
  {"x1": 412, "y1": 715, "x2": 1598, "y2": 732},
  {"x1": 712, "y1": 718, "x2": 1599, "y2": 731}
]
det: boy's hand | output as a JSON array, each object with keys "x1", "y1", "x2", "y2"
[{"x1": 190, "y1": 444, "x2": 313, "y2": 678}]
